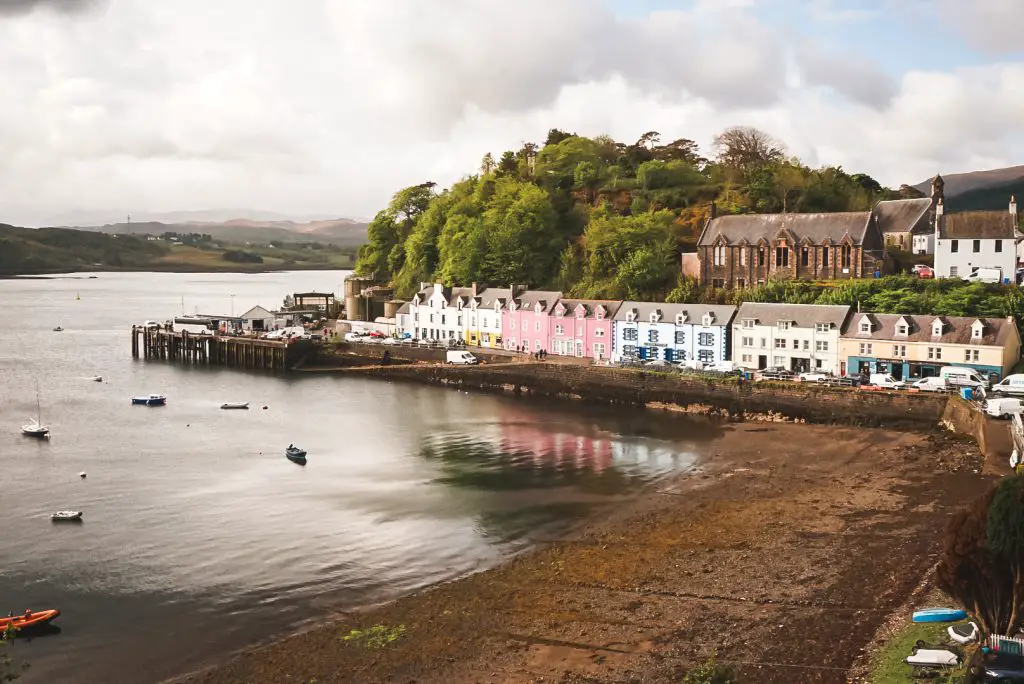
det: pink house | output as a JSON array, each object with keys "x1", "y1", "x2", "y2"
[
  {"x1": 503, "y1": 290, "x2": 561, "y2": 353},
  {"x1": 548, "y1": 299, "x2": 623, "y2": 360}
]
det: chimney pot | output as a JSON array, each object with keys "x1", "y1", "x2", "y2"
[
  {"x1": 1011, "y1": 195, "x2": 1018, "y2": 216},
  {"x1": 710, "y1": 201, "x2": 718, "y2": 219}
]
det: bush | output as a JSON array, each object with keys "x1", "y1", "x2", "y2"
[{"x1": 681, "y1": 655, "x2": 735, "y2": 684}]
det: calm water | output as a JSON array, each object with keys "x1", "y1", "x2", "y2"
[{"x1": 0, "y1": 271, "x2": 718, "y2": 683}]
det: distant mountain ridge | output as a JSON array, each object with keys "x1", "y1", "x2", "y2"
[{"x1": 912, "y1": 165, "x2": 1024, "y2": 212}]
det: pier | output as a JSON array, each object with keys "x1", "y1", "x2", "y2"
[{"x1": 131, "y1": 326, "x2": 311, "y2": 372}]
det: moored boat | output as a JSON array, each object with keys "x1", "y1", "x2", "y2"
[
  {"x1": 285, "y1": 445, "x2": 307, "y2": 465},
  {"x1": 53, "y1": 326, "x2": 63, "y2": 332},
  {"x1": 0, "y1": 609, "x2": 61, "y2": 631},
  {"x1": 131, "y1": 394, "x2": 166, "y2": 406},
  {"x1": 91, "y1": 376, "x2": 103, "y2": 382},
  {"x1": 21, "y1": 421, "x2": 49, "y2": 438},
  {"x1": 50, "y1": 511, "x2": 83, "y2": 522},
  {"x1": 220, "y1": 402, "x2": 249, "y2": 410}
]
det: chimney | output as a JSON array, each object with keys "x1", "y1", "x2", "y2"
[
  {"x1": 471, "y1": 282, "x2": 478, "y2": 297},
  {"x1": 420, "y1": 281, "x2": 429, "y2": 292},
  {"x1": 934, "y1": 198, "x2": 943, "y2": 242},
  {"x1": 709, "y1": 201, "x2": 718, "y2": 220},
  {"x1": 1011, "y1": 195, "x2": 1018, "y2": 217}
]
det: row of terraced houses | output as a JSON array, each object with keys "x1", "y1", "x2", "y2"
[{"x1": 393, "y1": 283, "x2": 1021, "y2": 382}]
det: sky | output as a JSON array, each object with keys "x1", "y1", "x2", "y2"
[{"x1": 1, "y1": 0, "x2": 1023, "y2": 227}]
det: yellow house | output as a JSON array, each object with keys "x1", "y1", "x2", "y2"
[{"x1": 838, "y1": 313, "x2": 1021, "y2": 381}]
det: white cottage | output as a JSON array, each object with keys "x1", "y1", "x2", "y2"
[
  {"x1": 407, "y1": 282, "x2": 479, "y2": 342},
  {"x1": 239, "y1": 305, "x2": 275, "y2": 332},
  {"x1": 732, "y1": 303, "x2": 852, "y2": 375},
  {"x1": 611, "y1": 302, "x2": 736, "y2": 364},
  {"x1": 466, "y1": 287, "x2": 516, "y2": 348},
  {"x1": 933, "y1": 197, "x2": 1020, "y2": 281}
]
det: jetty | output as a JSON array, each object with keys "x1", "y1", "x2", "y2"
[{"x1": 131, "y1": 326, "x2": 312, "y2": 372}]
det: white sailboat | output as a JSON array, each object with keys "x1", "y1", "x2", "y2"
[{"x1": 22, "y1": 389, "x2": 50, "y2": 438}]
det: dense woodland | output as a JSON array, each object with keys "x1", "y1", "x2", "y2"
[{"x1": 357, "y1": 127, "x2": 927, "y2": 302}]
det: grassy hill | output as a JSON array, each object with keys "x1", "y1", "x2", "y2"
[
  {"x1": 912, "y1": 165, "x2": 1024, "y2": 209},
  {"x1": 71, "y1": 218, "x2": 368, "y2": 247}
]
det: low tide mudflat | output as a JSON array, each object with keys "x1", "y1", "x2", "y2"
[{"x1": 188, "y1": 423, "x2": 991, "y2": 684}]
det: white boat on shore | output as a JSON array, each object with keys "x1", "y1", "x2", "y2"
[
  {"x1": 220, "y1": 402, "x2": 249, "y2": 410},
  {"x1": 51, "y1": 511, "x2": 83, "y2": 522}
]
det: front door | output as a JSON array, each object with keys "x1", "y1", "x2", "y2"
[
  {"x1": 758, "y1": 355, "x2": 768, "y2": 370},
  {"x1": 891, "y1": 364, "x2": 903, "y2": 381},
  {"x1": 575, "y1": 341, "x2": 584, "y2": 357}
]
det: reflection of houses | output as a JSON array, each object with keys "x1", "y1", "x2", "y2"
[
  {"x1": 547, "y1": 299, "x2": 622, "y2": 360},
  {"x1": 732, "y1": 302, "x2": 852, "y2": 375},
  {"x1": 839, "y1": 313, "x2": 1021, "y2": 381},
  {"x1": 498, "y1": 418, "x2": 613, "y2": 473},
  {"x1": 611, "y1": 302, "x2": 736, "y2": 363}
]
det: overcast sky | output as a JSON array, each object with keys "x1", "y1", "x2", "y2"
[{"x1": 2, "y1": 0, "x2": 1023, "y2": 226}]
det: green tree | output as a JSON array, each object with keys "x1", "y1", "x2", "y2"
[{"x1": 479, "y1": 179, "x2": 559, "y2": 285}]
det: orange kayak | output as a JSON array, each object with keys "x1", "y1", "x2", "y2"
[{"x1": 0, "y1": 609, "x2": 60, "y2": 631}]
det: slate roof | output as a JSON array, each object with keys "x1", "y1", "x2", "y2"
[
  {"x1": 411, "y1": 285, "x2": 436, "y2": 303},
  {"x1": 449, "y1": 286, "x2": 478, "y2": 304},
  {"x1": 240, "y1": 305, "x2": 274, "y2": 319},
  {"x1": 735, "y1": 302, "x2": 852, "y2": 328},
  {"x1": 872, "y1": 198, "x2": 933, "y2": 235},
  {"x1": 698, "y1": 212, "x2": 872, "y2": 247},
  {"x1": 939, "y1": 211, "x2": 1021, "y2": 240},
  {"x1": 477, "y1": 287, "x2": 514, "y2": 309},
  {"x1": 841, "y1": 313, "x2": 1016, "y2": 347},
  {"x1": 552, "y1": 299, "x2": 624, "y2": 319},
  {"x1": 396, "y1": 302, "x2": 410, "y2": 315},
  {"x1": 514, "y1": 290, "x2": 562, "y2": 313},
  {"x1": 613, "y1": 301, "x2": 737, "y2": 326}
]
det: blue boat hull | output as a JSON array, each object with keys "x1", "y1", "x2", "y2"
[{"x1": 913, "y1": 608, "x2": 968, "y2": 623}]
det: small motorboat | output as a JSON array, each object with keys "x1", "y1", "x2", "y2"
[
  {"x1": 285, "y1": 445, "x2": 307, "y2": 465},
  {"x1": 21, "y1": 421, "x2": 50, "y2": 438},
  {"x1": 50, "y1": 511, "x2": 83, "y2": 523},
  {"x1": 53, "y1": 326, "x2": 63, "y2": 332},
  {"x1": 91, "y1": 376, "x2": 103, "y2": 383},
  {"x1": 0, "y1": 609, "x2": 61, "y2": 631},
  {"x1": 131, "y1": 394, "x2": 167, "y2": 406},
  {"x1": 220, "y1": 402, "x2": 249, "y2": 410}
]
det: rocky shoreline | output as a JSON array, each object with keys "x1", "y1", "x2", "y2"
[{"x1": 182, "y1": 423, "x2": 993, "y2": 684}]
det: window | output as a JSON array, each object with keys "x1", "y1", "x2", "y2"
[
  {"x1": 554, "y1": 324, "x2": 564, "y2": 335},
  {"x1": 973, "y1": 325, "x2": 983, "y2": 339},
  {"x1": 739, "y1": 248, "x2": 747, "y2": 266},
  {"x1": 414, "y1": 313, "x2": 420, "y2": 322},
  {"x1": 822, "y1": 248, "x2": 830, "y2": 267},
  {"x1": 951, "y1": 240, "x2": 959, "y2": 253},
  {"x1": 575, "y1": 309, "x2": 585, "y2": 319},
  {"x1": 713, "y1": 244, "x2": 726, "y2": 266},
  {"x1": 758, "y1": 248, "x2": 766, "y2": 266},
  {"x1": 623, "y1": 328, "x2": 638, "y2": 341},
  {"x1": 778, "y1": 321, "x2": 791, "y2": 331},
  {"x1": 698, "y1": 333, "x2": 714, "y2": 346},
  {"x1": 965, "y1": 349, "x2": 980, "y2": 362},
  {"x1": 927, "y1": 347, "x2": 942, "y2": 360},
  {"x1": 761, "y1": 338, "x2": 767, "y2": 348},
  {"x1": 859, "y1": 343, "x2": 873, "y2": 355},
  {"x1": 742, "y1": 319, "x2": 755, "y2": 329},
  {"x1": 457, "y1": 315, "x2": 463, "y2": 327},
  {"x1": 595, "y1": 328, "x2": 605, "y2": 337},
  {"x1": 742, "y1": 336, "x2": 754, "y2": 347},
  {"x1": 996, "y1": 240, "x2": 1004, "y2": 253},
  {"x1": 741, "y1": 354, "x2": 753, "y2": 363},
  {"x1": 773, "y1": 356, "x2": 786, "y2": 366},
  {"x1": 932, "y1": 322, "x2": 943, "y2": 336},
  {"x1": 675, "y1": 331, "x2": 686, "y2": 345},
  {"x1": 802, "y1": 340, "x2": 809, "y2": 351},
  {"x1": 470, "y1": 316, "x2": 476, "y2": 327},
  {"x1": 737, "y1": 279, "x2": 746, "y2": 288},
  {"x1": 859, "y1": 322, "x2": 871, "y2": 333},
  {"x1": 698, "y1": 349, "x2": 714, "y2": 363},
  {"x1": 429, "y1": 314, "x2": 435, "y2": 323},
  {"x1": 622, "y1": 345, "x2": 637, "y2": 357},
  {"x1": 793, "y1": 339, "x2": 800, "y2": 350},
  {"x1": 973, "y1": 239, "x2": 981, "y2": 253},
  {"x1": 775, "y1": 247, "x2": 789, "y2": 267},
  {"x1": 593, "y1": 343, "x2": 605, "y2": 358},
  {"x1": 712, "y1": 278, "x2": 726, "y2": 288},
  {"x1": 815, "y1": 323, "x2": 830, "y2": 333},
  {"x1": 801, "y1": 247, "x2": 809, "y2": 267},
  {"x1": 893, "y1": 344, "x2": 907, "y2": 357},
  {"x1": 535, "y1": 339, "x2": 541, "y2": 351},
  {"x1": 896, "y1": 324, "x2": 908, "y2": 336},
  {"x1": 775, "y1": 339, "x2": 787, "y2": 349},
  {"x1": 816, "y1": 341, "x2": 829, "y2": 352},
  {"x1": 535, "y1": 321, "x2": 540, "y2": 332},
  {"x1": 815, "y1": 359, "x2": 824, "y2": 369},
  {"x1": 950, "y1": 266, "x2": 958, "y2": 277},
  {"x1": 648, "y1": 329, "x2": 659, "y2": 343},
  {"x1": 841, "y1": 245, "x2": 852, "y2": 267}
]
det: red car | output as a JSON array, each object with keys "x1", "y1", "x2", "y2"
[{"x1": 913, "y1": 265, "x2": 934, "y2": 279}]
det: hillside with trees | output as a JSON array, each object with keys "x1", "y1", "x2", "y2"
[{"x1": 357, "y1": 127, "x2": 911, "y2": 301}]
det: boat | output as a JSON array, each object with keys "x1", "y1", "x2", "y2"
[
  {"x1": 285, "y1": 445, "x2": 307, "y2": 465},
  {"x1": 53, "y1": 326, "x2": 63, "y2": 332},
  {"x1": 21, "y1": 389, "x2": 49, "y2": 438},
  {"x1": 91, "y1": 376, "x2": 103, "y2": 382},
  {"x1": 912, "y1": 607, "x2": 968, "y2": 623},
  {"x1": 131, "y1": 394, "x2": 166, "y2": 406},
  {"x1": 50, "y1": 511, "x2": 83, "y2": 522},
  {"x1": 0, "y1": 609, "x2": 61, "y2": 631},
  {"x1": 220, "y1": 402, "x2": 249, "y2": 410}
]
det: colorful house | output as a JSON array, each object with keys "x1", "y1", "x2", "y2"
[
  {"x1": 612, "y1": 303, "x2": 736, "y2": 363},
  {"x1": 466, "y1": 287, "x2": 516, "y2": 348},
  {"x1": 732, "y1": 303, "x2": 852, "y2": 375},
  {"x1": 839, "y1": 313, "x2": 1022, "y2": 382},
  {"x1": 503, "y1": 290, "x2": 561, "y2": 353},
  {"x1": 547, "y1": 299, "x2": 622, "y2": 360}
]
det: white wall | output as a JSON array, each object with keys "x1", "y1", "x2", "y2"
[
  {"x1": 732, "y1": 322, "x2": 842, "y2": 375},
  {"x1": 935, "y1": 237, "x2": 1015, "y2": 280}
]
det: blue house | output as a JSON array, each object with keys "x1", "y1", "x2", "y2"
[{"x1": 612, "y1": 302, "x2": 737, "y2": 363}]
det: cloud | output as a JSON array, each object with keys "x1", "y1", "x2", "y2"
[
  {"x1": 0, "y1": 0, "x2": 102, "y2": 16},
  {"x1": 0, "y1": 0, "x2": 1022, "y2": 227},
  {"x1": 939, "y1": 0, "x2": 1022, "y2": 55}
]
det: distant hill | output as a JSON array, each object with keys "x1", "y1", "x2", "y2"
[
  {"x1": 912, "y1": 165, "x2": 1024, "y2": 211},
  {"x1": 70, "y1": 217, "x2": 368, "y2": 247}
]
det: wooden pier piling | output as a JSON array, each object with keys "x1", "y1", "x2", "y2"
[{"x1": 131, "y1": 326, "x2": 307, "y2": 372}]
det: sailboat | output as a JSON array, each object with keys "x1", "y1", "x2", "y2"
[
  {"x1": 53, "y1": 319, "x2": 63, "y2": 332},
  {"x1": 22, "y1": 389, "x2": 50, "y2": 438}
]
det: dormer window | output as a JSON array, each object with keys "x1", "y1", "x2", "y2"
[
  {"x1": 649, "y1": 311, "x2": 661, "y2": 324},
  {"x1": 702, "y1": 313, "x2": 714, "y2": 327},
  {"x1": 575, "y1": 309, "x2": 585, "y2": 319},
  {"x1": 741, "y1": 319, "x2": 755, "y2": 329},
  {"x1": 778, "y1": 320, "x2": 791, "y2": 331},
  {"x1": 625, "y1": 310, "x2": 637, "y2": 323},
  {"x1": 595, "y1": 308, "x2": 605, "y2": 320},
  {"x1": 896, "y1": 324, "x2": 908, "y2": 336},
  {"x1": 556, "y1": 307, "x2": 564, "y2": 318},
  {"x1": 932, "y1": 321, "x2": 944, "y2": 337},
  {"x1": 858, "y1": 316, "x2": 872, "y2": 334},
  {"x1": 675, "y1": 313, "x2": 687, "y2": 325},
  {"x1": 972, "y1": 321, "x2": 985, "y2": 339}
]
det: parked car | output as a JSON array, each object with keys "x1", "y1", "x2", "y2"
[
  {"x1": 703, "y1": 361, "x2": 736, "y2": 374},
  {"x1": 381, "y1": 337, "x2": 400, "y2": 346},
  {"x1": 343, "y1": 332, "x2": 365, "y2": 343},
  {"x1": 985, "y1": 397, "x2": 1024, "y2": 419},
  {"x1": 798, "y1": 371, "x2": 831, "y2": 383},
  {"x1": 914, "y1": 265, "x2": 935, "y2": 279},
  {"x1": 759, "y1": 367, "x2": 795, "y2": 381},
  {"x1": 911, "y1": 377, "x2": 952, "y2": 393},
  {"x1": 823, "y1": 376, "x2": 859, "y2": 387}
]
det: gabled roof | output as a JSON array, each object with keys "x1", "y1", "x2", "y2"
[
  {"x1": 840, "y1": 313, "x2": 1016, "y2": 347},
  {"x1": 699, "y1": 212, "x2": 872, "y2": 247},
  {"x1": 939, "y1": 211, "x2": 1020, "y2": 240},
  {"x1": 872, "y1": 198, "x2": 933, "y2": 235},
  {"x1": 613, "y1": 301, "x2": 737, "y2": 325},
  {"x1": 396, "y1": 302, "x2": 411, "y2": 315},
  {"x1": 736, "y1": 302, "x2": 852, "y2": 328},
  {"x1": 448, "y1": 286, "x2": 478, "y2": 305},
  {"x1": 514, "y1": 290, "x2": 562, "y2": 313},
  {"x1": 240, "y1": 305, "x2": 274, "y2": 319},
  {"x1": 554, "y1": 299, "x2": 623, "y2": 319},
  {"x1": 477, "y1": 287, "x2": 513, "y2": 309}
]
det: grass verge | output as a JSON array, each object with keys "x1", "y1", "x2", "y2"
[{"x1": 869, "y1": 621, "x2": 970, "y2": 684}]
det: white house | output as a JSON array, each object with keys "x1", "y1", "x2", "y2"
[
  {"x1": 612, "y1": 303, "x2": 736, "y2": 364},
  {"x1": 732, "y1": 303, "x2": 852, "y2": 375},
  {"x1": 467, "y1": 286, "x2": 516, "y2": 348},
  {"x1": 407, "y1": 282, "x2": 484, "y2": 342},
  {"x1": 912, "y1": 232, "x2": 934, "y2": 256},
  {"x1": 933, "y1": 197, "x2": 1020, "y2": 281},
  {"x1": 239, "y1": 305, "x2": 275, "y2": 332}
]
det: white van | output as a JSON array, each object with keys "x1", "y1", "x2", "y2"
[
  {"x1": 446, "y1": 350, "x2": 479, "y2": 365},
  {"x1": 911, "y1": 377, "x2": 951, "y2": 393},
  {"x1": 965, "y1": 267, "x2": 1003, "y2": 283},
  {"x1": 992, "y1": 374, "x2": 1024, "y2": 396},
  {"x1": 869, "y1": 373, "x2": 905, "y2": 390},
  {"x1": 939, "y1": 366, "x2": 989, "y2": 390},
  {"x1": 985, "y1": 397, "x2": 1024, "y2": 419}
]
